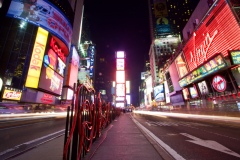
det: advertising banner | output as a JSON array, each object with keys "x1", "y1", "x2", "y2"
[
  {"x1": 154, "y1": 84, "x2": 164, "y2": 101},
  {"x1": 116, "y1": 71, "x2": 125, "y2": 83},
  {"x1": 229, "y1": 50, "x2": 240, "y2": 65},
  {"x1": 35, "y1": 92, "x2": 56, "y2": 104},
  {"x1": 189, "y1": 85, "x2": 199, "y2": 98},
  {"x1": 197, "y1": 81, "x2": 209, "y2": 95},
  {"x1": 170, "y1": 93, "x2": 185, "y2": 106},
  {"x1": 116, "y1": 59, "x2": 124, "y2": 70},
  {"x1": 183, "y1": 0, "x2": 240, "y2": 72},
  {"x1": 38, "y1": 64, "x2": 63, "y2": 95},
  {"x1": 175, "y1": 53, "x2": 189, "y2": 78},
  {"x1": 2, "y1": 89, "x2": 22, "y2": 100},
  {"x1": 179, "y1": 54, "x2": 226, "y2": 87},
  {"x1": 89, "y1": 45, "x2": 95, "y2": 77},
  {"x1": 116, "y1": 51, "x2": 125, "y2": 58},
  {"x1": 182, "y1": 88, "x2": 190, "y2": 100},
  {"x1": 25, "y1": 27, "x2": 48, "y2": 88},
  {"x1": 116, "y1": 84, "x2": 125, "y2": 96},
  {"x1": 154, "y1": 0, "x2": 168, "y2": 18},
  {"x1": 126, "y1": 95, "x2": 130, "y2": 105},
  {"x1": 7, "y1": 0, "x2": 72, "y2": 49},
  {"x1": 67, "y1": 46, "x2": 80, "y2": 88},
  {"x1": 231, "y1": 66, "x2": 240, "y2": 88}
]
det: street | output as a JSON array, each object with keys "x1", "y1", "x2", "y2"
[
  {"x1": 132, "y1": 112, "x2": 240, "y2": 160},
  {"x1": 0, "y1": 114, "x2": 66, "y2": 159}
]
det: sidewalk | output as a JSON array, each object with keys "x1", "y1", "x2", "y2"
[{"x1": 9, "y1": 113, "x2": 165, "y2": 160}]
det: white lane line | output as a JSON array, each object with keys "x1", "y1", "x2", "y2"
[
  {"x1": 0, "y1": 129, "x2": 65, "y2": 156},
  {"x1": 131, "y1": 115, "x2": 185, "y2": 160}
]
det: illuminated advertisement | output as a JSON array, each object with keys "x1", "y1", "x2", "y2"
[
  {"x1": 197, "y1": 81, "x2": 209, "y2": 95},
  {"x1": 189, "y1": 85, "x2": 199, "y2": 98},
  {"x1": 229, "y1": 50, "x2": 240, "y2": 65},
  {"x1": 25, "y1": 27, "x2": 48, "y2": 88},
  {"x1": 183, "y1": 0, "x2": 240, "y2": 72},
  {"x1": 89, "y1": 45, "x2": 95, "y2": 77},
  {"x1": 99, "y1": 90, "x2": 106, "y2": 95},
  {"x1": 116, "y1": 51, "x2": 125, "y2": 58},
  {"x1": 67, "y1": 46, "x2": 80, "y2": 88},
  {"x1": 116, "y1": 84, "x2": 125, "y2": 96},
  {"x1": 116, "y1": 59, "x2": 124, "y2": 70},
  {"x1": 2, "y1": 89, "x2": 22, "y2": 100},
  {"x1": 0, "y1": 78, "x2": 2, "y2": 91},
  {"x1": 154, "y1": 84, "x2": 164, "y2": 101},
  {"x1": 7, "y1": 0, "x2": 72, "y2": 48},
  {"x1": 146, "y1": 77, "x2": 152, "y2": 94},
  {"x1": 116, "y1": 71, "x2": 125, "y2": 83},
  {"x1": 38, "y1": 64, "x2": 63, "y2": 95},
  {"x1": 116, "y1": 97, "x2": 124, "y2": 101},
  {"x1": 126, "y1": 95, "x2": 130, "y2": 105},
  {"x1": 35, "y1": 92, "x2": 55, "y2": 104},
  {"x1": 116, "y1": 103, "x2": 124, "y2": 108},
  {"x1": 175, "y1": 53, "x2": 188, "y2": 78},
  {"x1": 179, "y1": 54, "x2": 226, "y2": 87},
  {"x1": 212, "y1": 75, "x2": 226, "y2": 92},
  {"x1": 126, "y1": 81, "x2": 130, "y2": 94},
  {"x1": 182, "y1": 88, "x2": 190, "y2": 100},
  {"x1": 67, "y1": 89, "x2": 73, "y2": 100},
  {"x1": 164, "y1": 81, "x2": 170, "y2": 103},
  {"x1": 231, "y1": 66, "x2": 240, "y2": 88}
]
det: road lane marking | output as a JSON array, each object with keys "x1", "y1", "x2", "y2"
[
  {"x1": 181, "y1": 133, "x2": 240, "y2": 158},
  {"x1": 131, "y1": 115, "x2": 186, "y2": 160},
  {"x1": 0, "y1": 129, "x2": 65, "y2": 156},
  {"x1": 146, "y1": 121, "x2": 213, "y2": 127}
]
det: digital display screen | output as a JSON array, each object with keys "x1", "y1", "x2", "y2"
[
  {"x1": 230, "y1": 50, "x2": 240, "y2": 65},
  {"x1": 116, "y1": 83, "x2": 125, "y2": 96},
  {"x1": 116, "y1": 59, "x2": 124, "y2": 70},
  {"x1": 116, "y1": 51, "x2": 125, "y2": 58},
  {"x1": 38, "y1": 64, "x2": 63, "y2": 95},
  {"x1": 116, "y1": 71, "x2": 125, "y2": 83},
  {"x1": 7, "y1": 0, "x2": 72, "y2": 49},
  {"x1": 189, "y1": 85, "x2": 199, "y2": 98},
  {"x1": 175, "y1": 53, "x2": 188, "y2": 78}
]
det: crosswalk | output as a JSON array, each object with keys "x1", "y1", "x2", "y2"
[{"x1": 146, "y1": 121, "x2": 213, "y2": 127}]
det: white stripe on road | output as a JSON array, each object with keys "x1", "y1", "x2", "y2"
[
  {"x1": 131, "y1": 114, "x2": 186, "y2": 160},
  {"x1": 0, "y1": 129, "x2": 65, "y2": 156}
]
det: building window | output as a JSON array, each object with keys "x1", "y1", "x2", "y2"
[{"x1": 173, "y1": 20, "x2": 175, "y2": 24}]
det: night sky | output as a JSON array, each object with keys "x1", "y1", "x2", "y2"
[{"x1": 84, "y1": 0, "x2": 151, "y2": 106}]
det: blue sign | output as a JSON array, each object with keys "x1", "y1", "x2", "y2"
[
  {"x1": 89, "y1": 45, "x2": 95, "y2": 77},
  {"x1": 154, "y1": 85, "x2": 164, "y2": 101},
  {"x1": 189, "y1": 86, "x2": 198, "y2": 98},
  {"x1": 179, "y1": 55, "x2": 227, "y2": 87},
  {"x1": 7, "y1": 0, "x2": 72, "y2": 49},
  {"x1": 43, "y1": 55, "x2": 50, "y2": 68},
  {"x1": 156, "y1": 17, "x2": 170, "y2": 34}
]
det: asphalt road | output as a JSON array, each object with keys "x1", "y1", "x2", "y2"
[
  {"x1": 132, "y1": 112, "x2": 240, "y2": 160},
  {"x1": 0, "y1": 115, "x2": 66, "y2": 159}
]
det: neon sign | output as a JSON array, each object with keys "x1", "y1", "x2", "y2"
[
  {"x1": 183, "y1": 0, "x2": 240, "y2": 71},
  {"x1": 190, "y1": 30, "x2": 218, "y2": 68},
  {"x1": 41, "y1": 93, "x2": 53, "y2": 104},
  {"x1": 212, "y1": 75, "x2": 226, "y2": 92},
  {"x1": 50, "y1": 37, "x2": 66, "y2": 63}
]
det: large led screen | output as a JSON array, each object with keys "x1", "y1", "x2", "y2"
[
  {"x1": 116, "y1": 51, "x2": 125, "y2": 58},
  {"x1": 116, "y1": 71, "x2": 125, "y2": 83},
  {"x1": 126, "y1": 81, "x2": 130, "y2": 94},
  {"x1": 7, "y1": 0, "x2": 72, "y2": 49},
  {"x1": 183, "y1": 0, "x2": 240, "y2": 72},
  {"x1": 126, "y1": 95, "x2": 130, "y2": 105},
  {"x1": 116, "y1": 59, "x2": 124, "y2": 70},
  {"x1": 116, "y1": 84, "x2": 125, "y2": 96},
  {"x1": 182, "y1": 88, "x2": 190, "y2": 100},
  {"x1": 38, "y1": 64, "x2": 63, "y2": 95},
  {"x1": 154, "y1": 85, "x2": 164, "y2": 101}
]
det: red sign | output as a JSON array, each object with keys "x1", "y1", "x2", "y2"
[
  {"x1": 50, "y1": 37, "x2": 66, "y2": 63},
  {"x1": 41, "y1": 93, "x2": 53, "y2": 104},
  {"x1": 212, "y1": 75, "x2": 226, "y2": 92},
  {"x1": 3, "y1": 90, "x2": 22, "y2": 100},
  {"x1": 184, "y1": 0, "x2": 240, "y2": 71}
]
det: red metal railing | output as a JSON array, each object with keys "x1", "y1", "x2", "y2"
[{"x1": 63, "y1": 84, "x2": 120, "y2": 160}]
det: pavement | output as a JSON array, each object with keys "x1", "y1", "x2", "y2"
[{"x1": 6, "y1": 113, "x2": 168, "y2": 160}]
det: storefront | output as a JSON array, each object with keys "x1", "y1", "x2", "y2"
[{"x1": 175, "y1": 0, "x2": 240, "y2": 112}]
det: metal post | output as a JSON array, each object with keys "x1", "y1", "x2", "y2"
[{"x1": 64, "y1": 106, "x2": 70, "y2": 146}]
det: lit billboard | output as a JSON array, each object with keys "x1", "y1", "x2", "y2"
[
  {"x1": 67, "y1": 46, "x2": 80, "y2": 88},
  {"x1": 116, "y1": 51, "x2": 125, "y2": 58},
  {"x1": 7, "y1": 0, "x2": 72, "y2": 49},
  {"x1": 116, "y1": 103, "x2": 124, "y2": 108},
  {"x1": 116, "y1": 83, "x2": 125, "y2": 96},
  {"x1": 25, "y1": 27, "x2": 48, "y2": 88},
  {"x1": 175, "y1": 52, "x2": 189, "y2": 78},
  {"x1": 116, "y1": 71, "x2": 125, "y2": 83},
  {"x1": 126, "y1": 95, "x2": 130, "y2": 105},
  {"x1": 116, "y1": 59, "x2": 124, "y2": 70},
  {"x1": 126, "y1": 81, "x2": 130, "y2": 94},
  {"x1": 154, "y1": 85, "x2": 164, "y2": 101},
  {"x1": 2, "y1": 89, "x2": 22, "y2": 101},
  {"x1": 89, "y1": 45, "x2": 95, "y2": 77},
  {"x1": 183, "y1": 0, "x2": 240, "y2": 72},
  {"x1": 38, "y1": 64, "x2": 63, "y2": 95}
]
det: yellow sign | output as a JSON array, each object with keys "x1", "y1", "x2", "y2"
[
  {"x1": 2, "y1": 89, "x2": 22, "y2": 101},
  {"x1": 154, "y1": 1, "x2": 168, "y2": 18},
  {"x1": 25, "y1": 27, "x2": 48, "y2": 88}
]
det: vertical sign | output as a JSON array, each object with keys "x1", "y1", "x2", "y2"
[{"x1": 25, "y1": 27, "x2": 48, "y2": 88}]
